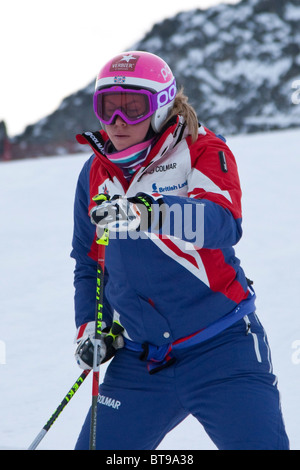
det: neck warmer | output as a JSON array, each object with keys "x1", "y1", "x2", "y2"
[{"x1": 104, "y1": 138, "x2": 155, "y2": 181}]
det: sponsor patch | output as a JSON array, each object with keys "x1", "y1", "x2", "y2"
[
  {"x1": 110, "y1": 54, "x2": 139, "y2": 72},
  {"x1": 152, "y1": 181, "x2": 187, "y2": 193},
  {"x1": 114, "y1": 76, "x2": 126, "y2": 84}
]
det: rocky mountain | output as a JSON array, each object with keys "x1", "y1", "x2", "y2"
[{"x1": 2, "y1": 0, "x2": 300, "y2": 160}]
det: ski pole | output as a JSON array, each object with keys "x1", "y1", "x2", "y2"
[
  {"x1": 89, "y1": 226, "x2": 109, "y2": 450},
  {"x1": 28, "y1": 369, "x2": 90, "y2": 450}
]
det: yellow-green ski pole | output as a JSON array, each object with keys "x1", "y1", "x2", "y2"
[
  {"x1": 89, "y1": 227, "x2": 109, "y2": 450},
  {"x1": 28, "y1": 369, "x2": 90, "y2": 450}
]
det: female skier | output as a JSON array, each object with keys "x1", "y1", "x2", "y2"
[{"x1": 72, "y1": 51, "x2": 289, "y2": 450}]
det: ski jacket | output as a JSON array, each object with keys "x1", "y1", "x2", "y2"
[{"x1": 71, "y1": 116, "x2": 255, "y2": 347}]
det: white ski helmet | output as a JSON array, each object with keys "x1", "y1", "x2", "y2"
[{"x1": 93, "y1": 51, "x2": 177, "y2": 133}]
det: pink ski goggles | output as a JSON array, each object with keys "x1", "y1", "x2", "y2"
[{"x1": 93, "y1": 79, "x2": 176, "y2": 125}]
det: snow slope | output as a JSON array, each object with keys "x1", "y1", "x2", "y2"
[{"x1": 0, "y1": 128, "x2": 299, "y2": 450}]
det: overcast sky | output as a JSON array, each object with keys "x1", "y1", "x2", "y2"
[{"x1": 1, "y1": 0, "x2": 239, "y2": 136}]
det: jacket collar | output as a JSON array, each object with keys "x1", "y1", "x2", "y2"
[{"x1": 75, "y1": 116, "x2": 190, "y2": 184}]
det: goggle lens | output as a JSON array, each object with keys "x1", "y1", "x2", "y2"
[{"x1": 94, "y1": 88, "x2": 153, "y2": 125}]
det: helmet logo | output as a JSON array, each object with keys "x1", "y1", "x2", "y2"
[
  {"x1": 161, "y1": 64, "x2": 172, "y2": 81},
  {"x1": 114, "y1": 76, "x2": 126, "y2": 84},
  {"x1": 110, "y1": 54, "x2": 139, "y2": 72}
]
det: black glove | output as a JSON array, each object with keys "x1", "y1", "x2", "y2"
[
  {"x1": 75, "y1": 321, "x2": 124, "y2": 369},
  {"x1": 90, "y1": 193, "x2": 155, "y2": 232}
]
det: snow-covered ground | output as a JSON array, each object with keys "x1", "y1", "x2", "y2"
[{"x1": 0, "y1": 128, "x2": 299, "y2": 450}]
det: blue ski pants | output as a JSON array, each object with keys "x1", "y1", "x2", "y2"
[{"x1": 75, "y1": 312, "x2": 289, "y2": 450}]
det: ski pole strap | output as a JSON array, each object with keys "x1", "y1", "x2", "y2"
[
  {"x1": 124, "y1": 289, "x2": 256, "y2": 374},
  {"x1": 96, "y1": 227, "x2": 109, "y2": 246},
  {"x1": 104, "y1": 321, "x2": 124, "y2": 349}
]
